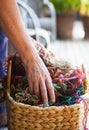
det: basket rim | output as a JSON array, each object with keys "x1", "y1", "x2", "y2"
[{"x1": 6, "y1": 92, "x2": 83, "y2": 110}]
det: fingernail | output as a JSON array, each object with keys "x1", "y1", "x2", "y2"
[
  {"x1": 52, "y1": 97, "x2": 55, "y2": 103},
  {"x1": 44, "y1": 103, "x2": 49, "y2": 107}
]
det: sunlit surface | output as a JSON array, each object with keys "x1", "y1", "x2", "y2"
[{"x1": 49, "y1": 21, "x2": 89, "y2": 72}]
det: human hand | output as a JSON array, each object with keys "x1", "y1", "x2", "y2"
[
  {"x1": 25, "y1": 54, "x2": 55, "y2": 104},
  {"x1": 32, "y1": 38, "x2": 55, "y2": 58}
]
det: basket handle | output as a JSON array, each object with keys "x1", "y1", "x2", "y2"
[
  {"x1": 82, "y1": 64, "x2": 89, "y2": 81},
  {"x1": 7, "y1": 60, "x2": 12, "y2": 93},
  {"x1": 82, "y1": 64, "x2": 89, "y2": 93}
]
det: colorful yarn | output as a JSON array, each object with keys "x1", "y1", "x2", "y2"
[
  {"x1": 54, "y1": 67, "x2": 85, "y2": 95},
  {"x1": 54, "y1": 84, "x2": 84, "y2": 106}
]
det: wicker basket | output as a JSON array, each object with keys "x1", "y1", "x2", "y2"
[
  {"x1": 6, "y1": 54, "x2": 89, "y2": 130},
  {"x1": 6, "y1": 92, "x2": 88, "y2": 130}
]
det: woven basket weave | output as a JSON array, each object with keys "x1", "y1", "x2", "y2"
[
  {"x1": 6, "y1": 93, "x2": 87, "y2": 130},
  {"x1": 6, "y1": 53, "x2": 89, "y2": 130}
]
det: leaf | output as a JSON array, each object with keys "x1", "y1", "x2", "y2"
[
  {"x1": 17, "y1": 91, "x2": 24, "y2": 96},
  {"x1": 53, "y1": 83, "x2": 62, "y2": 88},
  {"x1": 50, "y1": 0, "x2": 81, "y2": 14}
]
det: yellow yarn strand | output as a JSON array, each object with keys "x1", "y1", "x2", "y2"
[{"x1": 7, "y1": 60, "x2": 12, "y2": 93}]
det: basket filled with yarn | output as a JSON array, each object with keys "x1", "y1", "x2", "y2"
[{"x1": 5, "y1": 44, "x2": 89, "y2": 130}]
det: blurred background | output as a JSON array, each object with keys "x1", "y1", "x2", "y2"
[{"x1": 15, "y1": 0, "x2": 89, "y2": 71}]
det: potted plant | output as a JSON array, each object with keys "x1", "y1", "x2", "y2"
[
  {"x1": 50, "y1": 0, "x2": 81, "y2": 39},
  {"x1": 80, "y1": 0, "x2": 89, "y2": 39}
]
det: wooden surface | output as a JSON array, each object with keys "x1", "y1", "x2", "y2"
[{"x1": 48, "y1": 40, "x2": 89, "y2": 72}]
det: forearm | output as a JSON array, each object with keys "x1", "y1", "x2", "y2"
[{"x1": 0, "y1": 0, "x2": 37, "y2": 64}]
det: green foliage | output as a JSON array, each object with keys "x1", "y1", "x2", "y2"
[
  {"x1": 50, "y1": 0, "x2": 81, "y2": 14},
  {"x1": 80, "y1": 0, "x2": 89, "y2": 15}
]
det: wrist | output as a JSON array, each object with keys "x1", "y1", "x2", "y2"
[{"x1": 20, "y1": 43, "x2": 39, "y2": 66}]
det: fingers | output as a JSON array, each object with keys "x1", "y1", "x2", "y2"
[
  {"x1": 33, "y1": 82, "x2": 40, "y2": 97},
  {"x1": 40, "y1": 79, "x2": 48, "y2": 104},
  {"x1": 28, "y1": 82, "x2": 33, "y2": 95},
  {"x1": 26, "y1": 56, "x2": 55, "y2": 104},
  {"x1": 46, "y1": 78, "x2": 55, "y2": 103},
  {"x1": 28, "y1": 76, "x2": 48, "y2": 104},
  {"x1": 28, "y1": 74, "x2": 55, "y2": 104},
  {"x1": 28, "y1": 75, "x2": 33, "y2": 95},
  {"x1": 28, "y1": 74, "x2": 40, "y2": 97}
]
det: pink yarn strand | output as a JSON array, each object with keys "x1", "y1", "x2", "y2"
[{"x1": 79, "y1": 97, "x2": 88, "y2": 130}]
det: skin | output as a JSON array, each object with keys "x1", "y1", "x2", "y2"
[{"x1": 0, "y1": 0, "x2": 55, "y2": 104}]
